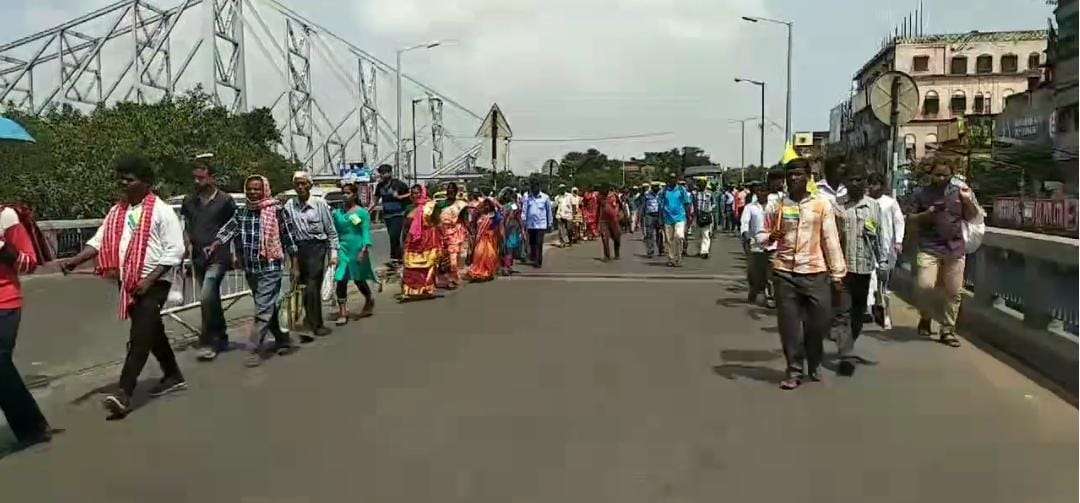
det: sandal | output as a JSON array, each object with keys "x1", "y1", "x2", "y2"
[
  {"x1": 779, "y1": 377, "x2": 802, "y2": 390},
  {"x1": 939, "y1": 332, "x2": 961, "y2": 348},
  {"x1": 334, "y1": 315, "x2": 348, "y2": 326},
  {"x1": 917, "y1": 319, "x2": 933, "y2": 338}
]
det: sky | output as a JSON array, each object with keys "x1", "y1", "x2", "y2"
[{"x1": 1, "y1": 0, "x2": 1055, "y2": 174}]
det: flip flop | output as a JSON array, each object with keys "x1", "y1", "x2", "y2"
[{"x1": 939, "y1": 333, "x2": 961, "y2": 348}]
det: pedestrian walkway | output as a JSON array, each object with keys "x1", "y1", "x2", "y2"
[{"x1": 0, "y1": 231, "x2": 1075, "y2": 502}]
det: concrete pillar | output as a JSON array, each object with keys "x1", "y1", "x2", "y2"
[{"x1": 1022, "y1": 257, "x2": 1053, "y2": 330}]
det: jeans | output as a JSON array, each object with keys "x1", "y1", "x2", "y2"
[
  {"x1": 643, "y1": 212, "x2": 663, "y2": 256},
  {"x1": 296, "y1": 240, "x2": 328, "y2": 330},
  {"x1": 385, "y1": 215, "x2": 405, "y2": 262},
  {"x1": 118, "y1": 281, "x2": 183, "y2": 396},
  {"x1": 194, "y1": 262, "x2": 228, "y2": 351},
  {"x1": 599, "y1": 219, "x2": 621, "y2": 259},
  {"x1": 915, "y1": 252, "x2": 966, "y2": 332},
  {"x1": 0, "y1": 309, "x2": 49, "y2": 443},
  {"x1": 527, "y1": 228, "x2": 546, "y2": 267},
  {"x1": 834, "y1": 273, "x2": 872, "y2": 362},
  {"x1": 773, "y1": 271, "x2": 831, "y2": 378},
  {"x1": 664, "y1": 221, "x2": 686, "y2": 265},
  {"x1": 245, "y1": 270, "x2": 291, "y2": 351}
]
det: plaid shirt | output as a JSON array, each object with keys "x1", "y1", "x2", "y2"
[
  {"x1": 215, "y1": 206, "x2": 298, "y2": 274},
  {"x1": 694, "y1": 190, "x2": 715, "y2": 215},
  {"x1": 838, "y1": 195, "x2": 889, "y2": 275},
  {"x1": 759, "y1": 193, "x2": 846, "y2": 281}
]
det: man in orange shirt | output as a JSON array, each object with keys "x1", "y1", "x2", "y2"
[{"x1": 758, "y1": 159, "x2": 847, "y2": 390}]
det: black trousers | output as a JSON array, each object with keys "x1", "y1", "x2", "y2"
[
  {"x1": 296, "y1": 240, "x2": 328, "y2": 330},
  {"x1": 0, "y1": 309, "x2": 49, "y2": 443},
  {"x1": 834, "y1": 272, "x2": 872, "y2": 361},
  {"x1": 385, "y1": 215, "x2": 405, "y2": 262},
  {"x1": 773, "y1": 271, "x2": 831, "y2": 378},
  {"x1": 747, "y1": 252, "x2": 771, "y2": 299},
  {"x1": 335, "y1": 278, "x2": 373, "y2": 303},
  {"x1": 527, "y1": 229, "x2": 545, "y2": 267},
  {"x1": 119, "y1": 281, "x2": 182, "y2": 396}
]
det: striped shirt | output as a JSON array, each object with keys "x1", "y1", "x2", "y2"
[
  {"x1": 838, "y1": 195, "x2": 888, "y2": 275},
  {"x1": 284, "y1": 195, "x2": 339, "y2": 251},
  {"x1": 758, "y1": 193, "x2": 846, "y2": 281}
]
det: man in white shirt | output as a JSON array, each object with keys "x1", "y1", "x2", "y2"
[
  {"x1": 816, "y1": 158, "x2": 847, "y2": 208},
  {"x1": 741, "y1": 183, "x2": 774, "y2": 305},
  {"x1": 553, "y1": 185, "x2": 576, "y2": 247},
  {"x1": 867, "y1": 172, "x2": 905, "y2": 329},
  {"x1": 62, "y1": 155, "x2": 186, "y2": 420}
]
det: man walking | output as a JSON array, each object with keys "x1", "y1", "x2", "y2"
[
  {"x1": 180, "y1": 153, "x2": 237, "y2": 361},
  {"x1": 521, "y1": 181, "x2": 553, "y2": 268},
  {"x1": 372, "y1": 164, "x2": 410, "y2": 268},
  {"x1": 660, "y1": 175, "x2": 692, "y2": 268},
  {"x1": 693, "y1": 178, "x2": 715, "y2": 259},
  {"x1": 741, "y1": 182, "x2": 773, "y2": 305},
  {"x1": 832, "y1": 165, "x2": 889, "y2": 377},
  {"x1": 0, "y1": 202, "x2": 54, "y2": 446},
  {"x1": 722, "y1": 186, "x2": 736, "y2": 233},
  {"x1": 554, "y1": 184, "x2": 576, "y2": 247},
  {"x1": 640, "y1": 182, "x2": 664, "y2": 258},
  {"x1": 62, "y1": 156, "x2": 187, "y2": 419},
  {"x1": 758, "y1": 159, "x2": 846, "y2": 390},
  {"x1": 208, "y1": 175, "x2": 300, "y2": 368},
  {"x1": 284, "y1": 171, "x2": 339, "y2": 342},
  {"x1": 867, "y1": 172, "x2": 905, "y2": 329}
]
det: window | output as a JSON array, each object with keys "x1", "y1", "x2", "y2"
[
  {"x1": 923, "y1": 90, "x2": 940, "y2": 116},
  {"x1": 950, "y1": 56, "x2": 968, "y2": 75},
  {"x1": 904, "y1": 134, "x2": 917, "y2": 160},
  {"x1": 1028, "y1": 52, "x2": 1041, "y2": 70},
  {"x1": 913, "y1": 55, "x2": 930, "y2": 72},
  {"x1": 973, "y1": 94, "x2": 985, "y2": 114},
  {"x1": 976, "y1": 54, "x2": 993, "y2": 74},
  {"x1": 1001, "y1": 54, "x2": 1018, "y2": 73},
  {"x1": 982, "y1": 93, "x2": 992, "y2": 114},
  {"x1": 950, "y1": 91, "x2": 966, "y2": 115}
]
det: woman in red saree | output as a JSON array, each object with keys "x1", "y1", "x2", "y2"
[
  {"x1": 465, "y1": 198, "x2": 502, "y2": 282},
  {"x1": 435, "y1": 183, "x2": 468, "y2": 289},
  {"x1": 399, "y1": 185, "x2": 440, "y2": 301},
  {"x1": 581, "y1": 189, "x2": 599, "y2": 240}
]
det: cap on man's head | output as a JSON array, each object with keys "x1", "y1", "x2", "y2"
[{"x1": 292, "y1": 170, "x2": 313, "y2": 182}]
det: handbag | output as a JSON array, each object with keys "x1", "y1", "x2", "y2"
[{"x1": 951, "y1": 179, "x2": 985, "y2": 254}]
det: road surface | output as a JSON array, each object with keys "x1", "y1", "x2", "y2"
[{"x1": 1, "y1": 230, "x2": 1076, "y2": 502}]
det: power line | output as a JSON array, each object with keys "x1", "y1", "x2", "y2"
[{"x1": 453, "y1": 131, "x2": 675, "y2": 143}]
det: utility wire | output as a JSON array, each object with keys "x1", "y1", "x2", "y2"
[{"x1": 450, "y1": 131, "x2": 674, "y2": 143}]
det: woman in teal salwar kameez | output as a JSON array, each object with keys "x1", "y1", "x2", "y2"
[{"x1": 332, "y1": 182, "x2": 377, "y2": 325}]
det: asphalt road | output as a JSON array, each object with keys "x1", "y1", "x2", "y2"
[{"x1": 1, "y1": 229, "x2": 1076, "y2": 502}]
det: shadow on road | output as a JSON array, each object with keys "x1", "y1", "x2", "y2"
[
  {"x1": 719, "y1": 349, "x2": 783, "y2": 362},
  {"x1": 711, "y1": 363, "x2": 786, "y2": 384}
]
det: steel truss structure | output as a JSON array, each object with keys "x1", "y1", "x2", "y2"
[{"x1": 0, "y1": 0, "x2": 482, "y2": 178}]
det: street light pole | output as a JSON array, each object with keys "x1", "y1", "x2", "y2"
[
  {"x1": 395, "y1": 40, "x2": 446, "y2": 181},
  {"x1": 735, "y1": 77, "x2": 766, "y2": 170},
  {"x1": 742, "y1": 16, "x2": 793, "y2": 144}
]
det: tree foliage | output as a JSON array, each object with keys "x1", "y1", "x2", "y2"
[{"x1": 0, "y1": 86, "x2": 299, "y2": 219}]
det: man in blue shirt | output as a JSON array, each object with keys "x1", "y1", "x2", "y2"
[
  {"x1": 660, "y1": 175, "x2": 692, "y2": 267},
  {"x1": 521, "y1": 181, "x2": 553, "y2": 268}
]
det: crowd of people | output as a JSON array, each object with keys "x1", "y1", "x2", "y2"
[{"x1": 0, "y1": 150, "x2": 981, "y2": 449}]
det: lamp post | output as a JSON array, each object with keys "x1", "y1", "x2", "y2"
[
  {"x1": 742, "y1": 16, "x2": 792, "y2": 144},
  {"x1": 734, "y1": 78, "x2": 766, "y2": 170},
  {"x1": 396, "y1": 40, "x2": 446, "y2": 181},
  {"x1": 728, "y1": 117, "x2": 757, "y2": 184}
]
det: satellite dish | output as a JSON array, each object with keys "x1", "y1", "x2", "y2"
[{"x1": 869, "y1": 71, "x2": 919, "y2": 126}]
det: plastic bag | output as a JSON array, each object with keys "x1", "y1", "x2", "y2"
[
  {"x1": 962, "y1": 206, "x2": 986, "y2": 254},
  {"x1": 321, "y1": 265, "x2": 336, "y2": 302},
  {"x1": 166, "y1": 265, "x2": 186, "y2": 306}
]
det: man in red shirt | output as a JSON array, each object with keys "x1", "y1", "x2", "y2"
[
  {"x1": 597, "y1": 184, "x2": 623, "y2": 261},
  {"x1": 0, "y1": 204, "x2": 54, "y2": 448}
]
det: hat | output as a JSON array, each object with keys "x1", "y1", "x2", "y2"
[{"x1": 292, "y1": 171, "x2": 312, "y2": 182}]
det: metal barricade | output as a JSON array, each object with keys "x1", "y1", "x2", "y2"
[{"x1": 160, "y1": 260, "x2": 252, "y2": 338}]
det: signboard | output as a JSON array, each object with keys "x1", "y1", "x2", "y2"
[
  {"x1": 793, "y1": 132, "x2": 813, "y2": 146},
  {"x1": 338, "y1": 163, "x2": 373, "y2": 182},
  {"x1": 993, "y1": 197, "x2": 1079, "y2": 233}
]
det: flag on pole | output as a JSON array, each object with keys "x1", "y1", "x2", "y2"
[{"x1": 780, "y1": 142, "x2": 798, "y2": 165}]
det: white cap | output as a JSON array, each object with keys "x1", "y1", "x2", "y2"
[{"x1": 292, "y1": 171, "x2": 312, "y2": 182}]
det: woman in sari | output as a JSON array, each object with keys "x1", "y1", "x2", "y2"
[
  {"x1": 581, "y1": 189, "x2": 599, "y2": 240},
  {"x1": 435, "y1": 183, "x2": 469, "y2": 289},
  {"x1": 399, "y1": 184, "x2": 440, "y2": 301},
  {"x1": 499, "y1": 188, "x2": 524, "y2": 276},
  {"x1": 465, "y1": 198, "x2": 502, "y2": 282},
  {"x1": 331, "y1": 182, "x2": 377, "y2": 324}
]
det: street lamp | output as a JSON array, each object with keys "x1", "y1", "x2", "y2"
[
  {"x1": 728, "y1": 117, "x2": 757, "y2": 184},
  {"x1": 742, "y1": 15, "x2": 793, "y2": 144},
  {"x1": 734, "y1": 77, "x2": 766, "y2": 169},
  {"x1": 396, "y1": 40, "x2": 451, "y2": 181}
]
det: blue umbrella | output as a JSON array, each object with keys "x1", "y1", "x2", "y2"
[{"x1": 0, "y1": 117, "x2": 35, "y2": 143}]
